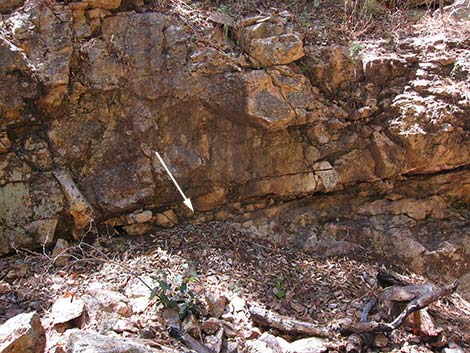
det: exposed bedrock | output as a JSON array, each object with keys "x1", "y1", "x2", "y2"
[{"x1": 0, "y1": 1, "x2": 469, "y2": 283}]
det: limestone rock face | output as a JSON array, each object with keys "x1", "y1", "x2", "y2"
[{"x1": 0, "y1": 312, "x2": 46, "y2": 353}]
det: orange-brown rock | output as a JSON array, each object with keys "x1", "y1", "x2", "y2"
[{"x1": 0, "y1": 312, "x2": 46, "y2": 353}]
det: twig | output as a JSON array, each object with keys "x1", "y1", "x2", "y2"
[{"x1": 77, "y1": 242, "x2": 154, "y2": 292}]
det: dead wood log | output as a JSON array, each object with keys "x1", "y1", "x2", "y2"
[
  {"x1": 168, "y1": 326, "x2": 215, "y2": 353},
  {"x1": 377, "y1": 269, "x2": 410, "y2": 287},
  {"x1": 248, "y1": 305, "x2": 333, "y2": 338},
  {"x1": 340, "y1": 281, "x2": 458, "y2": 335}
]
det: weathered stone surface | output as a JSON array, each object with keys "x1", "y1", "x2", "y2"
[
  {"x1": 126, "y1": 210, "x2": 153, "y2": 224},
  {"x1": 194, "y1": 187, "x2": 226, "y2": 211},
  {"x1": 87, "y1": 0, "x2": 121, "y2": 9},
  {"x1": 155, "y1": 210, "x2": 178, "y2": 228},
  {"x1": 51, "y1": 296, "x2": 88, "y2": 332},
  {"x1": 53, "y1": 170, "x2": 95, "y2": 230},
  {"x1": 123, "y1": 223, "x2": 152, "y2": 236},
  {"x1": 0, "y1": 312, "x2": 45, "y2": 353},
  {"x1": 0, "y1": 2, "x2": 468, "y2": 289},
  {"x1": 62, "y1": 329, "x2": 165, "y2": 353},
  {"x1": 300, "y1": 46, "x2": 361, "y2": 96},
  {"x1": 205, "y1": 292, "x2": 228, "y2": 319},
  {"x1": 5, "y1": 2, "x2": 72, "y2": 107},
  {"x1": 288, "y1": 337, "x2": 328, "y2": 353},
  {"x1": 237, "y1": 17, "x2": 304, "y2": 67}
]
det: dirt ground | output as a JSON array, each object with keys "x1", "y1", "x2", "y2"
[{"x1": 1, "y1": 221, "x2": 470, "y2": 352}]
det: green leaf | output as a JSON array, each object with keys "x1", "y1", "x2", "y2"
[
  {"x1": 179, "y1": 303, "x2": 188, "y2": 319},
  {"x1": 159, "y1": 280, "x2": 171, "y2": 291},
  {"x1": 179, "y1": 282, "x2": 188, "y2": 293}
]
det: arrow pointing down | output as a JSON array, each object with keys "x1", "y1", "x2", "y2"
[{"x1": 154, "y1": 151, "x2": 194, "y2": 212}]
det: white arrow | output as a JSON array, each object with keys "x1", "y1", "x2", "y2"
[{"x1": 154, "y1": 151, "x2": 194, "y2": 212}]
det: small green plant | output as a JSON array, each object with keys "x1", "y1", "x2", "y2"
[
  {"x1": 217, "y1": 4, "x2": 228, "y2": 14},
  {"x1": 349, "y1": 42, "x2": 365, "y2": 63},
  {"x1": 299, "y1": 62, "x2": 308, "y2": 75},
  {"x1": 349, "y1": 42, "x2": 364, "y2": 57},
  {"x1": 273, "y1": 276, "x2": 286, "y2": 299},
  {"x1": 150, "y1": 269, "x2": 201, "y2": 319}
]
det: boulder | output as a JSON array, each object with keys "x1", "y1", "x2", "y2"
[
  {"x1": 61, "y1": 329, "x2": 166, "y2": 353},
  {"x1": 237, "y1": 17, "x2": 304, "y2": 67},
  {"x1": 0, "y1": 312, "x2": 45, "y2": 353}
]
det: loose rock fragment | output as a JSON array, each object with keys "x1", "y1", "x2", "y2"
[
  {"x1": 51, "y1": 296, "x2": 88, "y2": 332},
  {"x1": 0, "y1": 312, "x2": 45, "y2": 353}
]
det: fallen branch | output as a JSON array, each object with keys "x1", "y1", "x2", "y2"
[
  {"x1": 168, "y1": 326, "x2": 215, "y2": 353},
  {"x1": 248, "y1": 305, "x2": 333, "y2": 338},
  {"x1": 377, "y1": 269, "x2": 410, "y2": 287},
  {"x1": 340, "y1": 281, "x2": 458, "y2": 335}
]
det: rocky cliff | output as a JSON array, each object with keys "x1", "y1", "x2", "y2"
[{"x1": 0, "y1": 0, "x2": 469, "y2": 284}]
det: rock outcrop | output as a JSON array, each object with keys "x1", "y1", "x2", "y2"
[{"x1": 0, "y1": 1, "x2": 468, "y2": 283}]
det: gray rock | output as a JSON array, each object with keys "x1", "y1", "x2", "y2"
[{"x1": 62, "y1": 330, "x2": 166, "y2": 353}]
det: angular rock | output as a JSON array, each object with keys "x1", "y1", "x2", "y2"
[
  {"x1": 0, "y1": 312, "x2": 45, "y2": 353},
  {"x1": 248, "y1": 33, "x2": 304, "y2": 67},
  {"x1": 51, "y1": 296, "x2": 88, "y2": 332},
  {"x1": 205, "y1": 292, "x2": 228, "y2": 319},
  {"x1": 155, "y1": 210, "x2": 178, "y2": 228},
  {"x1": 204, "y1": 328, "x2": 223, "y2": 353},
  {"x1": 0, "y1": 281, "x2": 11, "y2": 294},
  {"x1": 257, "y1": 332, "x2": 289, "y2": 353},
  {"x1": 237, "y1": 17, "x2": 303, "y2": 67},
  {"x1": 301, "y1": 46, "x2": 360, "y2": 96},
  {"x1": 53, "y1": 170, "x2": 95, "y2": 231},
  {"x1": 288, "y1": 337, "x2": 328, "y2": 353},
  {"x1": 126, "y1": 210, "x2": 153, "y2": 224},
  {"x1": 61, "y1": 329, "x2": 166, "y2": 353}
]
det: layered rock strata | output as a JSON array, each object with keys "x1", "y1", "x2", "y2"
[{"x1": 0, "y1": 0, "x2": 468, "y2": 283}]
